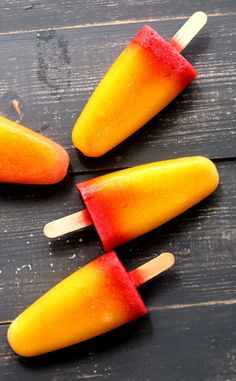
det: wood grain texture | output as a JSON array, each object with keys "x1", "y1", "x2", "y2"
[
  {"x1": 0, "y1": 161, "x2": 235, "y2": 321},
  {"x1": 0, "y1": 1, "x2": 235, "y2": 379},
  {"x1": 1, "y1": 303, "x2": 236, "y2": 381},
  {"x1": 0, "y1": 0, "x2": 235, "y2": 34},
  {"x1": 0, "y1": 15, "x2": 235, "y2": 171}
]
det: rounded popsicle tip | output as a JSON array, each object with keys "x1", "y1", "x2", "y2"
[
  {"x1": 8, "y1": 317, "x2": 45, "y2": 357},
  {"x1": 0, "y1": 116, "x2": 70, "y2": 184},
  {"x1": 196, "y1": 156, "x2": 219, "y2": 193},
  {"x1": 45, "y1": 143, "x2": 70, "y2": 185},
  {"x1": 72, "y1": 125, "x2": 105, "y2": 157},
  {"x1": 7, "y1": 319, "x2": 32, "y2": 357}
]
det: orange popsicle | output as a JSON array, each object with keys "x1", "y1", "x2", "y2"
[
  {"x1": 0, "y1": 116, "x2": 69, "y2": 184},
  {"x1": 44, "y1": 156, "x2": 219, "y2": 250},
  {"x1": 7, "y1": 251, "x2": 175, "y2": 356},
  {"x1": 72, "y1": 12, "x2": 207, "y2": 157}
]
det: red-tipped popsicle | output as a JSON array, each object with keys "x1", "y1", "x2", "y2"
[
  {"x1": 7, "y1": 251, "x2": 175, "y2": 356},
  {"x1": 72, "y1": 12, "x2": 207, "y2": 157},
  {"x1": 44, "y1": 156, "x2": 219, "y2": 250}
]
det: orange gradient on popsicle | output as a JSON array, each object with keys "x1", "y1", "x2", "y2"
[
  {"x1": 78, "y1": 157, "x2": 219, "y2": 250},
  {"x1": 0, "y1": 116, "x2": 69, "y2": 184},
  {"x1": 72, "y1": 25, "x2": 197, "y2": 157},
  {"x1": 8, "y1": 252, "x2": 147, "y2": 357}
]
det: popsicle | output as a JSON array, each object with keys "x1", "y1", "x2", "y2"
[
  {"x1": 72, "y1": 12, "x2": 207, "y2": 157},
  {"x1": 44, "y1": 156, "x2": 219, "y2": 250},
  {"x1": 0, "y1": 116, "x2": 69, "y2": 184},
  {"x1": 7, "y1": 251, "x2": 175, "y2": 356}
]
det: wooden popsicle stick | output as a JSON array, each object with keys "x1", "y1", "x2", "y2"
[
  {"x1": 169, "y1": 11, "x2": 207, "y2": 52},
  {"x1": 43, "y1": 209, "x2": 93, "y2": 239},
  {"x1": 129, "y1": 252, "x2": 175, "y2": 288}
]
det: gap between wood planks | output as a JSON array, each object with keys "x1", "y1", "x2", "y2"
[
  {"x1": 1, "y1": 298, "x2": 236, "y2": 325},
  {"x1": 0, "y1": 12, "x2": 234, "y2": 37}
]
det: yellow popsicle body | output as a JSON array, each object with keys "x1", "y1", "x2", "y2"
[
  {"x1": 78, "y1": 157, "x2": 219, "y2": 250},
  {"x1": 72, "y1": 25, "x2": 197, "y2": 157},
  {"x1": 8, "y1": 252, "x2": 147, "y2": 356}
]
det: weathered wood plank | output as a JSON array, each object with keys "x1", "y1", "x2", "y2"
[
  {"x1": 0, "y1": 0, "x2": 235, "y2": 34},
  {"x1": 0, "y1": 15, "x2": 235, "y2": 172},
  {"x1": 0, "y1": 2, "x2": 235, "y2": 380},
  {"x1": 0, "y1": 161, "x2": 235, "y2": 321},
  {"x1": 1, "y1": 302, "x2": 236, "y2": 380}
]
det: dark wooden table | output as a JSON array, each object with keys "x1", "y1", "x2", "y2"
[{"x1": 0, "y1": 1, "x2": 235, "y2": 380}]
